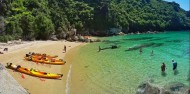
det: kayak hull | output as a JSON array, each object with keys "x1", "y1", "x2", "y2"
[
  {"x1": 7, "y1": 63, "x2": 63, "y2": 79},
  {"x1": 24, "y1": 57, "x2": 66, "y2": 65}
]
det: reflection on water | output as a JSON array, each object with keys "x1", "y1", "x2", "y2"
[
  {"x1": 174, "y1": 70, "x2": 179, "y2": 75},
  {"x1": 102, "y1": 40, "x2": 124, "y2": 45},
  {"x1": 188, "y1": 72, "x2": 190, "y2": 81},
  {"x1": 126, "y1": 42, "x2": 164, "y2": 51},
  {"x1": 123, "y1": 37, "x2": 153, "y2": 41},
  {"x1": 148, "y1": 37, "x2": 168, "y2": 41},
  {"x1": 152, "y1": 43, "x2": 164, "y2": 47},
  {"x1": 183, "y1": 49, "x2": 190, "y2": 55},
  {"x1": 165, "y1": 40, "x2": 183, "y2": 43},
  {"x1": 161, "y1": 72, "x2": 167, "y2": 77}
]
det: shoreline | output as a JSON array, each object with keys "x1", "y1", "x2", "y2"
[
  {"x1": 63, "y1": 43, "x2": 86, "y2": 94},
  {"x1": 0, "y1": 40, "x2": 85, "y2": 94}
]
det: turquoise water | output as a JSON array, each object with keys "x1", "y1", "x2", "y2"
[{"x1": 71, "y1": 31, "x2": 190, "y2": 94}]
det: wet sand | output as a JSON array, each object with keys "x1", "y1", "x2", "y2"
[{"x1": 0, "y1": 40, "x2": 84, "y2": 94}]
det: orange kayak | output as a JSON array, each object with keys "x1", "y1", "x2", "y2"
[
  {"x1": 24, "y1": 57, "x2": 66, "y2": 65},
  {"x1": 6, "y1": 63, "x2": 63, "y2": 79},
  {"x1": 28, "y1": 53, "x2": 58, "y2": 58},
  {"x1": 34, "y1": 55, "x2": 57, "y2": 58}
]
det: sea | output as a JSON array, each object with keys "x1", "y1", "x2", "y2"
[{"x1": 70, "y1": 31, "x2": 190, "y2": 94}]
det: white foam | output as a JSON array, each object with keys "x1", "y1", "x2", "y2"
[{"x1": 66, "y1": 64, "x2": 72, "y2": 94}]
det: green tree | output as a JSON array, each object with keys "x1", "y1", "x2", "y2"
[
  {"x1": 20, "y1": 14, "x2": 36, "y2": 40},
  {"x1": 34, "y1": 13, "x2": 54, "y2": 40}
]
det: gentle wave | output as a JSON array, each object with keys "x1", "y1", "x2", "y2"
[{"x1": 66, "y1": 64, "x2": 72, "y2": 94}]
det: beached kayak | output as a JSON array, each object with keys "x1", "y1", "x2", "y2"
[
  {"x1": 24, "y1": 57, "x2": 66, "y2": 65},
  {"x1": 27, "y1": 53, "x2": 58, "y2": 58},
  {"x1": 6, "y1": 63, "x2": 63, "y2": 79}
]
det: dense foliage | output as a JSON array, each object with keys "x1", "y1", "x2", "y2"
[{"x1": 0, "y1": 0, "x2": 189, "y2": 41}]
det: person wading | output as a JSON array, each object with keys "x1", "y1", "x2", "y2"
[
  {"x1": 161, "y1": 63, "x2": 166, "y2": 72},
  {"x1": 139, "y1": 47, "x2": 143, "y2": 54},
  {"x1": 172, "y1": 59, "x2": 177, "y2": 70}
]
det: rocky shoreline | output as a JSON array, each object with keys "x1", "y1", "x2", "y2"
[
  {"x1": 0, "y1": 63, "x2": 28, "y2": 94},
  {"x1": 137, "y1": 81, "x2": 190, "y2": 94}
]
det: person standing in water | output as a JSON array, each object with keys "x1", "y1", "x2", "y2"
[
  {"x1": 161, "y1": 63, "x2": 166, "y2": 72},
  {"x1": 139, "y1": 47, "x2": 142, "y2": 54},
  {"x1": 150, "y1": 50, "x2": 154, "y2": 56},
  {"x1": 172, "y1": 59, "x2": 177, "y2": 70},
  {"x1": 98, "y1": 46, "x2": 101, "y2": 52}
]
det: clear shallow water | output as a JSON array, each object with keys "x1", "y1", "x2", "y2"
[{"x1": 71, "y1": 31, "x2": 190, "y2": 94}]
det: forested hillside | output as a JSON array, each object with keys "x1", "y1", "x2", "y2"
[{"x1": 0, "y1": 0, "x2": 189, "y2": 41}]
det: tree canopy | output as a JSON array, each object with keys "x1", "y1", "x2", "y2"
[{"x1": 0, "y1": 0, "x2": 189, "y2": 41}]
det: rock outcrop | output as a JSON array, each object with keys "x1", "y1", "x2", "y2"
[
  {"x1": 0, "y1": 63, "x2": 28, "y2": 94},
  {"x1": 50, "y1": 35, "x2": 58, "y2": 41},
  {"x1": 137, "y1": 82, "x2": 190, "y2": 94}
]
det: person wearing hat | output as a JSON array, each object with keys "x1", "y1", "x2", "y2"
[{"x1": 172, "y1": 59, "x2": 177, "y2": 70}]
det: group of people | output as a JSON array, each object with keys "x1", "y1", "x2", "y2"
[
  {"x1": 139, "y1": 47, "x2": 178, "y2": 73},
  {"x1": 161, "y1": 60, "x2": 178, "y2": 72},
  {"x1": 139, "y1": 47, "x2": 154, "y2": 56}
]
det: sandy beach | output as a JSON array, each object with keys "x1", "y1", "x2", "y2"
[{"x1": 0, "y1": 40, "x2": 84, "y2": 94}]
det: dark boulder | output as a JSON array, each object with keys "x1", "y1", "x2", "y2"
[
  {"x1": 164, "y1": 82, "x2": 190, "y2": 94},
  {"x1": 72, "y1": 36, "x2": 79, "y2": 41},
  {"x1": 50, "y1": 35, "x2": 58, "y2": 41},
  {"x1": 137, "y1": 82, "x2": 190, "y2": 94},
  {"x1": 137, "y1": 82, "x2": 161, "y2": 94},
  {"x1": 111, "y1": 45, "x2": 118, "y2": 49}
]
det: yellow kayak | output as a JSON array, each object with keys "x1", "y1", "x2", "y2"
[
  {"x1": 6, "y1": 63, "x2": 63, "y2": 79},
  {"x1": 24, "y1": 57, "x2": 66, "y2": 65},
  {"x1": 26, "y1": 53, "x2": 58, "y2": 59}
]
